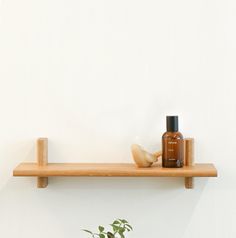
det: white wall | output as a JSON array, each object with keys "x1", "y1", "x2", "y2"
[{"x1": 0, "y1": 0, "x2": 235, "y2": 237}]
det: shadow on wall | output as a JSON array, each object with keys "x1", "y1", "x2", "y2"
[{"x1": 0, "y1": 176, "x2": 209, "y2": 238}]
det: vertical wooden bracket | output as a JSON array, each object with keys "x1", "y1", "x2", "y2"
[
  {"x1": 37, "y1": 138, "x2": 48, "y2": 188},
  {"x1": 184, "y1": 138, "x2": 194, "y2": 189}
]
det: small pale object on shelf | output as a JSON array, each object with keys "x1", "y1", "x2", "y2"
[{"x1": 131, "y1": 144, "x2": 162, "y2": 168}]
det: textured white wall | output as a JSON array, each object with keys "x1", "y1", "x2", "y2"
[{"x1": 0, "y1": 0, "x2": 235, "y2": 237}]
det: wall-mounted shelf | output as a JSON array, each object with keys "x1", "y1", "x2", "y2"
[
  {"x1": 13, "y1": 138, "x2": 218, "y2": 189},
  {"x1": 14, "y1": 162, "x2": 217, "y2": 177}
]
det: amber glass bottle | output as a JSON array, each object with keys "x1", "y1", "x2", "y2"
[{"x1": 162, "y1": 116, "x2": 184, "y2": 168}]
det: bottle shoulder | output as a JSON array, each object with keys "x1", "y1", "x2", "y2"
[{"x1": 162, "y1": 131, "x2": 183, "y2": 139}]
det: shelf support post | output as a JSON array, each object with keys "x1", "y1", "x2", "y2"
[
  {"x1": 184, "y1": 138, "x2": 194, "y2": 189},
  {"x1": 37, "y1": 138, "x2": 48, "y2": 188}
]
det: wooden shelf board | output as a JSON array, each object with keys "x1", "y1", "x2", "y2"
[{"x1": 13, "y1": 163, "x2": 217, "y2": 177}]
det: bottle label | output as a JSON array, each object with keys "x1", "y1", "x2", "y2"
[{"x1": 162, "y1": 138, "x2": 184, "y2": 167}]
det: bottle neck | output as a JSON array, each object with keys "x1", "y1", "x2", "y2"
[{"x1": 167, "y1": 129, "x2": 178, "y2": 133}]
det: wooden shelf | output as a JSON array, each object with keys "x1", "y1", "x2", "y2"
[
  {"x1": 13, "y1": 163, "x2": 217, "y2": 177},
  {"x1": 12, "y1": 138, "x2": 218, "y2": 189}
]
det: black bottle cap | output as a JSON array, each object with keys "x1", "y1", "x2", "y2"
[{"x1": 166, "y1": 116, "x2": 179, "y2": 132}]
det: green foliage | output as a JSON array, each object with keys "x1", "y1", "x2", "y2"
[{"x1": 83, "y1": 219, "x2": 133, "y2": 238}]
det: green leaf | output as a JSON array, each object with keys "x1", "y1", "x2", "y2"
[
  {"x1": 125, "y1": 224, "x2": 133, "y2": 231},
  {"x1": 113, "y1": 220, "x2": 120, "y2": 225},
  {"x1": 82, "y1": 229, "x2": 93, "y2": 235},
  {"x1": 83, "y1": 219, "x2": 132, "y2": 238},
  {"x1": 99, "y1": 226, "x2": 105, "y2": 232},
  {"x1": 110, "y1": 224, "x2": 120, "y2": 232},
  {"x1": 107, "y1": 232, "x2": 115, "y2": 238},
  {"x1": 118, "y1": 231, "x2": 125, "y2": 238}
]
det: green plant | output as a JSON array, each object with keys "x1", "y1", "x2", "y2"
[{"x1": 83, "y1": 219, "x2": 133, "y2": 238}]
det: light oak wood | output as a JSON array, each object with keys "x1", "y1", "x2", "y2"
[
  {"x1": 184, "y1": 138, "x2": 194, "y2": 189},
  {"x1": 13, "y1": 163, "x2": 217, "y2": 177},
  {"x1": 37, "y1": 138, "x2": 48, "y2": 188},
  {"x1": 13, "y1": 137, "x2": 218, "y2": 189}
]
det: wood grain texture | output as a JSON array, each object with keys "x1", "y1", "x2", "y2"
[
  {"x1": 37, "y1": 138, "x2": 48, "y2": 188},
  {"x1": 13, "y1": 163, "x2": 217, "y2": 177},
  {"x1": 184, "y1": 138, "x2": 194, "y2": 189}
]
